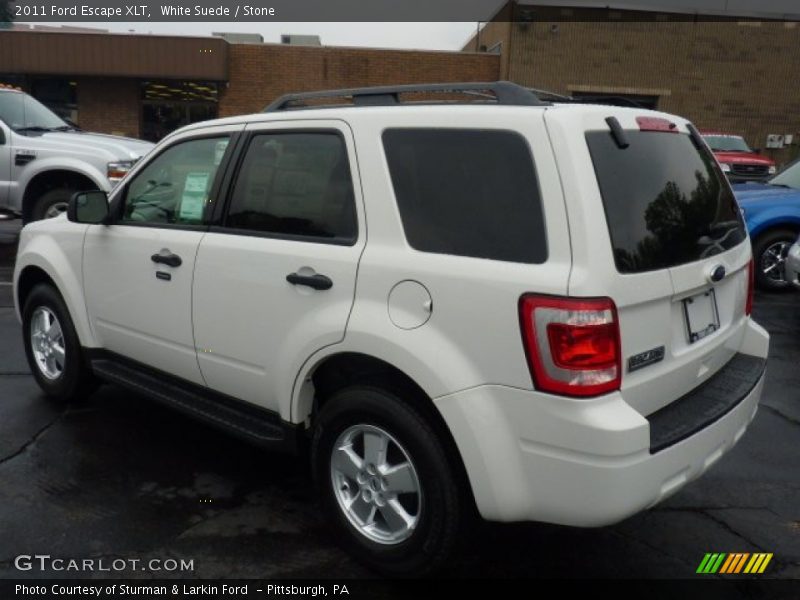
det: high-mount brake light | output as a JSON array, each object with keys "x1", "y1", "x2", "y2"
[{"x1": 636, "y1": 116, "x2": 678, "y2": 133}]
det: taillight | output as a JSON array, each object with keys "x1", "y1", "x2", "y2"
[
  {"x1": 746, "y1": 259, "x2": 754, "y2": 316},
  {"x1": 519, "y1": 295, "x2": 622, "y2": 397}
]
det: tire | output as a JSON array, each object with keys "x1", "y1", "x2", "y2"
[
  {"x1": 311, "y1": 385, "x2": 465, "y2": 576},
  {"x1": 30, "y1": 187, "x2": 77, "y2": 222},
  {"x1": 22, "y1": 283, "x2": 96, "y2": 402},
  {"x1": 753, "y1": 229, "x2": 797, "y2": 291}
]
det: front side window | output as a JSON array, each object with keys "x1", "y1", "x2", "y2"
[
  {"x1": 123, "y1": 136, "x2": 230, "y2": 225},
  {"x1": 225, "y1": 132, "x2": 357, "y2": 243}
]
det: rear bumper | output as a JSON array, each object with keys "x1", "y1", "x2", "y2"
[{"x1": 435, "y1": 319, "x2": 769, "y2": 526}]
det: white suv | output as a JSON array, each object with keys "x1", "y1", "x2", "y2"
[{"x1": 13, "y1": 82, "x2": 769, "y2": 575}]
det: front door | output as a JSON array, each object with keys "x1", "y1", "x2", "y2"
[
  {"x1": 83, "y1": 128, "x2": 240, "y2": 384},
  {"x1": 192, "y1": 121, "x2": 364, "y2": 415}
]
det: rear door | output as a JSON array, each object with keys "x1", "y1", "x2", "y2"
[
  {"x1": 546, "y1": 107, "x2": 751, "y2": 416},
  {"x1": 191, "y1": 120, "x2": 364, "y2": 417}
]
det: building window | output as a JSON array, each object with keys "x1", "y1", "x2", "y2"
[
  {"x1": 30, "y1": 78, "x2": 78, "y2": 125},
  {"x1": 141, "y1": 81, "x2": 219, "y2": 142}
]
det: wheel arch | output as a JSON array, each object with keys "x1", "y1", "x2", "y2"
[
  {"x1": 748, "y1": 217, "x2": 800, "y2": 242},
  {"x1": 14, "y1": 248, "x2": 96, "y2": 348},
  {"x1": 16, "y1": 265, "x2": 58, "y2": 317},
  {"x1": 296, "y1": 351, "x2": 475, "y2": 507},
  {"x1": 21, "y1": 168, "x2": 104, "y2": 223}
]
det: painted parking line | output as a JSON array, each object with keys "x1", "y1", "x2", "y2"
[{"x1": 0, "y1": 282, "x2": 12, "y2": 286}]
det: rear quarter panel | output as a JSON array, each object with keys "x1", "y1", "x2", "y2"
[{"x1": 290, "y1": 106, "x2": 572, "y2": 421}]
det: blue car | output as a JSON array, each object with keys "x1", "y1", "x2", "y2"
[{"x1": 733, "y1": 157, "x2": 800, "y2": 290}]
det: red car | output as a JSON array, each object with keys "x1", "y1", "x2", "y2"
[{"x1": 701, "y1": 131, "x2": 776, "y2": 183}]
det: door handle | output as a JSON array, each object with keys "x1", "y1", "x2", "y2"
[
  {"x1": 286, "y1": 272, "x2": 333, "y2": 290},
  {"x1": 151, "y1": 252, "x2": 182, "y2": 268}
]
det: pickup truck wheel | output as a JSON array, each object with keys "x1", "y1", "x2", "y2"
[
  {"x1": 753, "y1": 229, "x2": 796, "y2": 290},
  {"x1": 22, "y1": 284, "x2": 95, "y2": 402},
  {"x1": 31, "y1": 188, "x2": 75, "y2": 221},
  {"x1": 312, "y1": 385, "x2": 464, "y2": 576}
]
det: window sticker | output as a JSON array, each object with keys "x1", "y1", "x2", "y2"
[{"x1": 179, "y1": 172, "x2": 210, "y2": 222}]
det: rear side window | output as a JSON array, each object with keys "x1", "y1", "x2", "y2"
[
  {"x1": 225, "y1": 132, "x2": 357, "y2": 244},
  {"x1": 382, "y1": 129, "x2": 547, "y2": 263},
  {"x1": 586, "y1": 130, "x2": 747, "y2": 274}
]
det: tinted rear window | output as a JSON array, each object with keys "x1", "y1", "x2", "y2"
[
  {"x1": 382, "y1": 129, "x2": 547, "y2": 263},
  {"x1": 586, "y1": 130, "x2": 746, "y2": 274}
]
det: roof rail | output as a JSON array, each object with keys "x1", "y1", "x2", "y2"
[{"x1": 263, "y1": 81, "x2": 549, "y2": 112}]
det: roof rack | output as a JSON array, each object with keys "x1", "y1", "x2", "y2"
[{"x1": 263, "y1": 81, "x2": 550, "y2": 112}]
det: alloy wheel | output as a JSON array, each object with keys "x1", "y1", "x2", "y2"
[
  {"x1": 760, "y1": 240, "x2": 790, "y2": 284},
  {"x1": 330, "y1": 423, "x2": 422, "y2": 545},
  {"x1": 30, "y1": 306, "x2": 66, "y2": 380}
]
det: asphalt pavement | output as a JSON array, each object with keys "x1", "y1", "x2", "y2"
[{"x1": 0, "y1": 218, "x2": 798, "y2": 579}]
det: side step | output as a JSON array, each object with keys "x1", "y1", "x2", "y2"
[{"x1": 90, "y1": 356, "x2": 301, "y2": 453}]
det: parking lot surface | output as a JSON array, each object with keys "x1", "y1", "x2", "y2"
[{"x1": 0, "y1": 218, "x2": 798, "y2": 579}]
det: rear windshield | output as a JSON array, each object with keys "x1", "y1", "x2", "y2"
[{"x1": 586, "y1": 130, "x2": 746, "y2": 274}]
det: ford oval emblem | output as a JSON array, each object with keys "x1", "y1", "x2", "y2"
[{"x1": 708, "y1": 264, "x2": 726, "y2": 283}]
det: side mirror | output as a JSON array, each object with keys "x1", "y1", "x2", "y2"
[
  {"x1": 753, "y1": 148, "x2": 761, "y2": 154},
  {"x1": 0, "y1": 127, "x2": 5, "y2": 145},
  {"x1": 68, "y1": 190, "x2": 110, "y2": 224}
]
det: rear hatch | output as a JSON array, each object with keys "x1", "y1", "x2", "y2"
[{"x1": 546, "y1": 106, "x2": 752, "y2": 416}]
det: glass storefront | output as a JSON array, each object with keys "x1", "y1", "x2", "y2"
[{"x1": 141, "y1": 81, "x2": 219, "y2": 142}]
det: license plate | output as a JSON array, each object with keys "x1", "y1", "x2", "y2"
[{"x1": 683, "y1": 289, "x2": 720, "y2": 343}]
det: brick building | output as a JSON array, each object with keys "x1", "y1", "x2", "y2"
[
  {"x1": 0, "y1": 28, "x2": 498, "y2": 142},
  {"x1": 465, "y1": 2, "x2": 800, "y2": 164}
]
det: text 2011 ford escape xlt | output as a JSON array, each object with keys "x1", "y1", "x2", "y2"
[{"x1": 13, "y1": 82, "x2": 769, "y2": 575}]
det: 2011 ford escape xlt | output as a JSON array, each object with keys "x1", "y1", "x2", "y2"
[{"x1": 13, "y1": 82, "x2": 769, "y2": 575}]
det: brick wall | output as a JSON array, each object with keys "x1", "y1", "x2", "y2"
[
  {"x1": 77, "y1": 78, "x2": 140, "y2": 138},
  {"x1": 503, "y1": 19, "x2": 800, "y2": 165},
  {"x1": 219, "y1": 44, "x2": 500, "y2": 118}
]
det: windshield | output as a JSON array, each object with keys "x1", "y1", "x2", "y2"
[
  {"x1": 769, "y1": 158, "x2": 800, "y2": 189},
  {"x1": 0, "y1": 91, "x2": 68, "y2": 132},
  {"x1": 702, "y1": 134, "x2": 752, "y2": 153}
]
